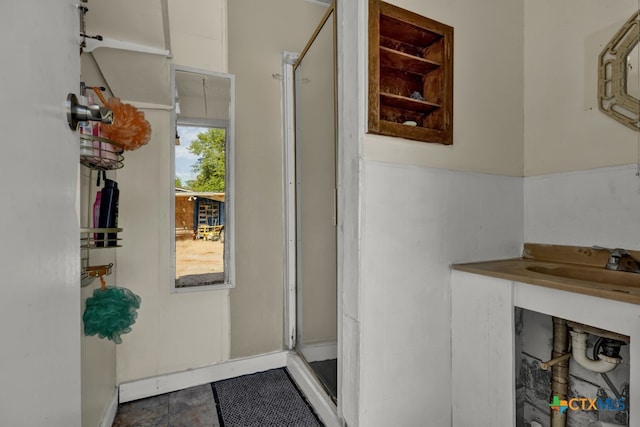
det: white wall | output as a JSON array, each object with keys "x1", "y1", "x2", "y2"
[
  {"x1": 358, "y1": 161, "x2": 523, "y2": 425},
  {"x1": 80, "y1": 174, "x2": 117, "y2": 426},
  {"x1": 336, "y1": 1, "x2": 365, "y2": 423},
  {"x1": 169, "y1": 0, "x2": 228, "y2": 72},
  {"x1": 79, "y1": 53, "x2": 119, "y2": 427},
  {"x1": 523, "y1": 0, "x2": 640, "y2": 249},
  {"x1": 116, "y1": 110, "x2": 231, "y2": 382},
  {"x1": 227, "y1": 0, "x2": 327, "y2": 358},
  {"x1": 524, "y1": 0, "x2": 639, "y2": 176},
  {"x1": 525, "y1": 165, "x2": 640, "y2": 251},
  {"x1": 364, "y1": 0, "x2": 525, "y2": 176},
  {"x1": 115, "y1": 0, "x2": 231, "y2": 384},
  {"x1": 339, "y1": 0, "x2": 526, "y2": 423},
  {"x1": 82, "y1": 280, "x2": 117, "y2": 427},
  {"x1": 111, "y1": 0, "x2": 329, "y2": 384},
  {"x1": 0, "y1": 1, "x2": 81, "y2": 426},
  {"x1": 352, "y1": 0, "x2": 640, "y2": 424},
  {"x1": 520, "y1": 5, "x2": 640, "y2": 426}
]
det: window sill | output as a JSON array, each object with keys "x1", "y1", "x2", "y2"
[{"x1": 171, "y1": 281, "x2": 234, "y2": 293}]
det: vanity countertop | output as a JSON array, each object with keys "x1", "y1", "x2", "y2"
[{"x1": 451, "y1": 243, "x2": 640, "y2": 305}]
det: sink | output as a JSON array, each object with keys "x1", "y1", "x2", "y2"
[
  {"x1": 451, "y1": 244, "x2": 640, "y2": 304},
  {"x1": 526, "y1": 264, "x2": 640, "y2": 288}
]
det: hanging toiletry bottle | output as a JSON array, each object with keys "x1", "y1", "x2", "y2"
[
  {"x1": 93, "y1": 190, "x2": 101, "y2": 244},
  {"x1": 79, "y1": 92, "x2": 94, "y2": 157},
  {"x1": 97, "y1": 179, "x2": 119, "y2": 247}
]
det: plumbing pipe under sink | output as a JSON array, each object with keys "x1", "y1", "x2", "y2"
[
  {"x1": 570, "y1": 330, "x2": 622, "y2": 373},
  {"x1": 551, "y1": 317, "x2": 570, "y2": 427}
]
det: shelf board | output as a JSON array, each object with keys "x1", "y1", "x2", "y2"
[
  {"x1": 81, "y1": 227, "x2": 123, "y2": 249},
  {"x1": 380, "y1": 92, "x2": 441, "y2": 113},
  {"x1": 378, "y1": 120, "x2": 451, "y2": 145},
  {"x1": 380, "y1": 14, "x2": 442, "y2": 48},
  {"x1": 380, "y1": 47, "x2": 439, "y2": 75},
  {"x1": 81, "y1": 227, "x2": 123, "y2": 233}
]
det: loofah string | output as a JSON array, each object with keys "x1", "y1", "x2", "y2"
[{"x1": 92, "y1": 86, "x2": 109, "y2": 106}]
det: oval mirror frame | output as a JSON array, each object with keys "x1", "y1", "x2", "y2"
[{"x1": 598, "y1": 10, "x2": 640, "y2": 131}]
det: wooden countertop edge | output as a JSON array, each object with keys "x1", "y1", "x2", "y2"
[{"x1": 451, "y1": 259, "x2": 640, "y2": 305}]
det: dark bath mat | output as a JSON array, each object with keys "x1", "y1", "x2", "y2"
[{"x1": 212, "y1": 368, "x2": 323, "y2": 427}]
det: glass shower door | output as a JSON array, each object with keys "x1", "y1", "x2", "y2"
[{"x1": 293, "y1": 4, "x2": 337, "y2": 402}]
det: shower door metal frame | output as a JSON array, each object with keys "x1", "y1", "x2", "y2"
[
  {"x1": 282, "y1": 50, "x2": 299, "y2": 351},
  {"x1": 282, "y1": 0, "x2": 338, "y2": 400}
]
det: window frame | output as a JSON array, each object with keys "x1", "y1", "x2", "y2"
[{"x1": 170, "y1": 65, "x2": 235, "y2": 293}]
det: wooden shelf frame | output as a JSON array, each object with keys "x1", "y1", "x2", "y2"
[{"x1": 368, "y1": 0, "x2": 454, "y2": 144}]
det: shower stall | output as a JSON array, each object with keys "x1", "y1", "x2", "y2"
[{"x1": 284, "y1": 2, "x2": 338, "y2": 404}]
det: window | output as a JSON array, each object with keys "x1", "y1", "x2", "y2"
[{"x1": 171, "y1": 66, "x2": 235, "y2": 291}]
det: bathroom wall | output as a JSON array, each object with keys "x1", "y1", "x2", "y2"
[
  {"x1": 81, "y1": 281, "x2": 117, "y2": 427},
  {"x1": 520, "y1": 4, "x2": 637, "y2": 426},
  {"x1": 523, "y1": 0, "x2": 640, "y2": 249},
  {"x1": 351, "y1": 0, "x2": 640, "y2": 424},
  {"x1": 340, "y1": 0, "x2": 526, "y2": 423},
  {"x1": 115, "y1": 0, "x2": 231, "y2": 383},
  {"x1": 78, "y1": 52, "x2": 119, "y2": 427},
  {"x1": 0, "y1": 1, "x2": 82, "y2": 425},
  {"x1": 109, "y1": 0, "x2": 329, "y2": 384},
  {"x1": 169, "y1": 0, "x2": 228, "y2": 73},
  {"x1": 364, "y1": 0, "x2": 525, "y2": 176},
  {"x1": 227, "y1": 0, "x2": 328, "y2": 358},
  {"x1": 79, "y1": 169, "x2": 117, "y2": 427},
  {"x1": 358, "y1": 161, "x2": 523, "y2": 426},
  {"x1": 525, "y1": 165, "x2": 640, "y2": 251},
  {"x1": 522, "y1": 165, "x2": 638, "y2": 424},
  {"x1": 524, "y1": 0, "x2": 638, "y2": 176},
  {"x1": 117, "y1": 109, "x2": 233, "y2": 382}
]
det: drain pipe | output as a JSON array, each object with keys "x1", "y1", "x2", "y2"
[
  {"x1": 545, "y1": 320, "x2": 625, "y2": 427},
  {"x1": 570, "y1": 329, "x2": 622, "y2": 373},
  {"x1": 550, "y1": 317, "x2": 570, "y2": 427}
]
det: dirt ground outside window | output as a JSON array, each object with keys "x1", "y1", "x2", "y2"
[{"x1": 175, "y1": 239, "x2": 224, "y2": 287}]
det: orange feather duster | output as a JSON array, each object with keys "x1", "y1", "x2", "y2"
[{"x1": 92, "y1": 87, "x2": 151, "y2": 151}]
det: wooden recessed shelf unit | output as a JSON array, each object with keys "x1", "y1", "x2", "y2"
[{"x1": 368, "y1": 0, "x2": 453, "y2": 144}]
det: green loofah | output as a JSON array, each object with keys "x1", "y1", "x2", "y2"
[{"x1": 83, "y1": 287, "x2": 141, "y2": 344}]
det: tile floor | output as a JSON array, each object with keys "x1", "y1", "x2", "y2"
[{"x1": 112, "y1": 384, "x2": 220, "y2": 427}]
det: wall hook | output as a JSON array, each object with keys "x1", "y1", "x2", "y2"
[
  {"x1": 84, "y1": 263, "x2": 113, "y2": 291},
  {"x1": 66, "y1": 93, "x2": 114, "y2": 131}
]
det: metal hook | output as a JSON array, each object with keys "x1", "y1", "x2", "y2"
[{"x1": 66, "y1": 93, "x2": 114, "y2": 130}]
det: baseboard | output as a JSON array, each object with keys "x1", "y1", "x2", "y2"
[
  {"x1": 297, "y1": 341, "x2": 337, "y2": 362},
  {"x1": 99, "y1": 387, "x2": 119, "y2": 427},
  {"x1": 287, "y1": 352, "x2": 343, "y2": 427},
  {"x1": 119, "y1": 350, "x2": 289, "y2": 403},
  {"x1": 118, "y1": 349, "x2": 344, "y2": 427}
]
